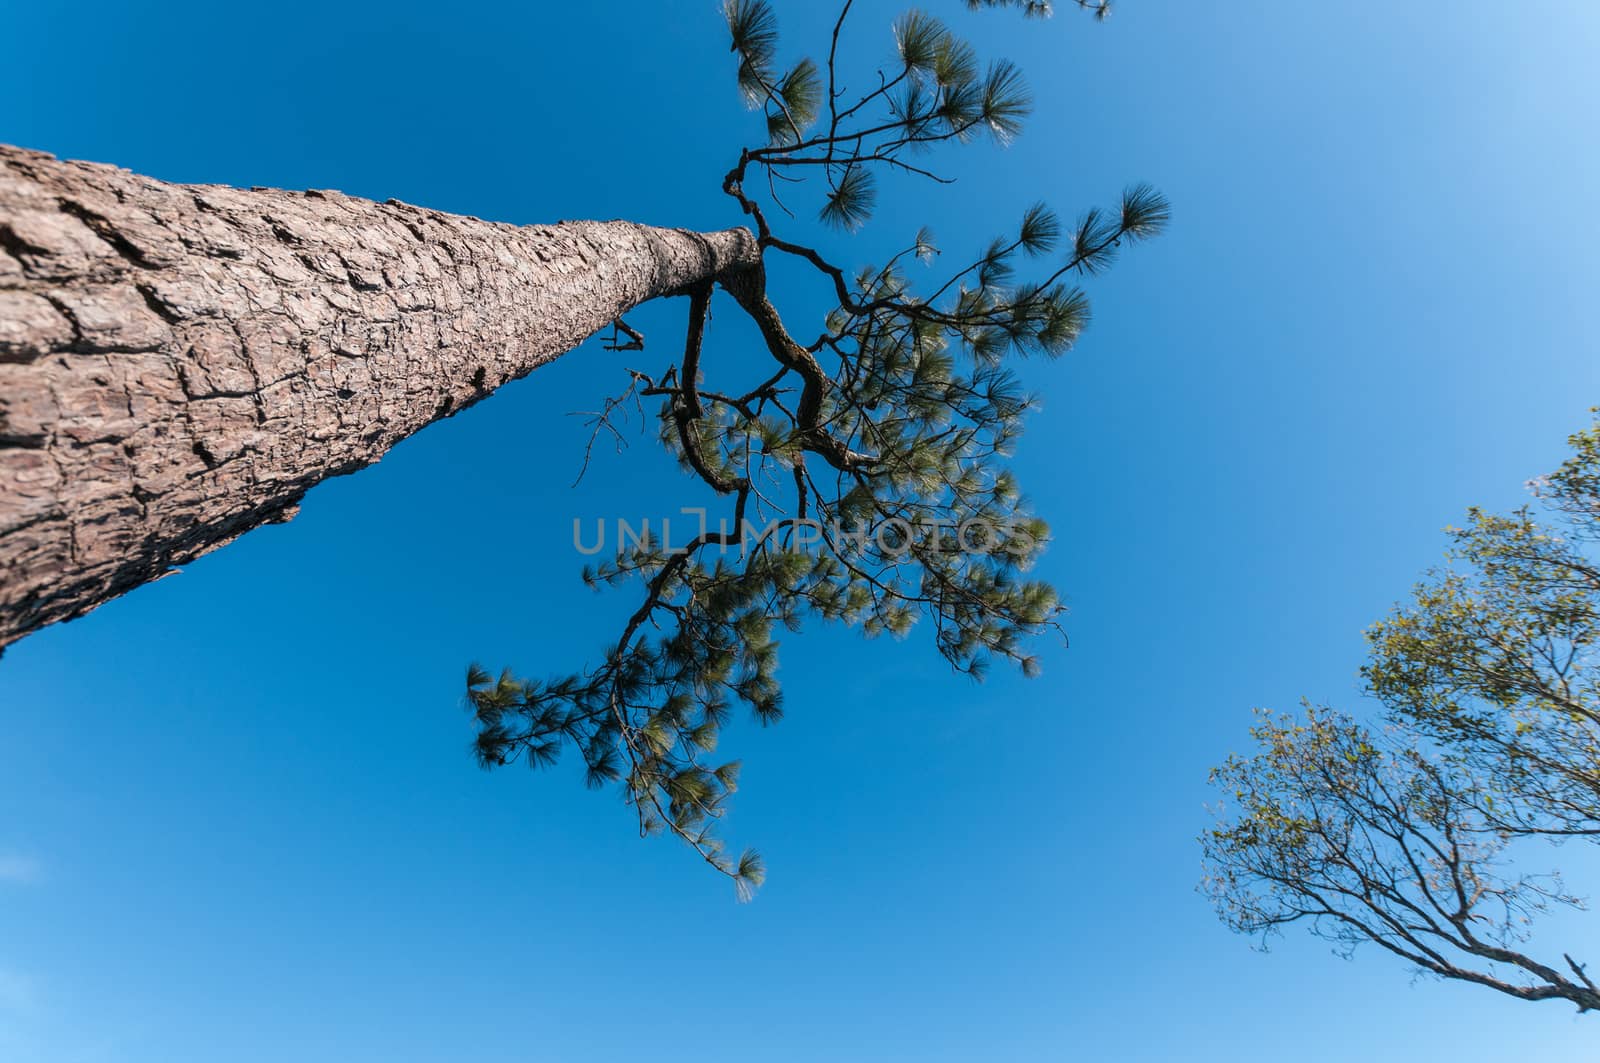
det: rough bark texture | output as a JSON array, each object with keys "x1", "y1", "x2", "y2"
[{"x1": 0, "y1": 144, "x2": 758, "y2": 649}]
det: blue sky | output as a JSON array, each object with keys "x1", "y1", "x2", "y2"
[{"x1": 4, "y1": 1, "x2": 1600, "y2": 1059}]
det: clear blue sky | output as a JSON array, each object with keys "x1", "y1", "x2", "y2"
[{"x1": 4, "y1": 1, "x2": 1600, "y2": 1059}]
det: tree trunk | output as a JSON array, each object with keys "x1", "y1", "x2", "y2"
[{"x1": 0, "y1": 145, "x2": 758, "y2": 649}]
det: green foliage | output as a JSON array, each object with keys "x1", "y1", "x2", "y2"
[
  {"x1": 769, "y1": 57, "x2": 823, "y2": 144},
  {"x1": 967, "y1": 0, "x2": 1113, "y2": 19},
  {"x1": 1203, "y1": 413, "x2": 1600, "y2": 1011},
  {"x1": 1017, "y1": 202, "x2": 1061, "y2": 256},
  {"x1": 726, "y1": 0, "x2": 780, "y2": 105},
  {"x1": 978, "y1": 59, "x2": 1031, "y2": 143},
  {"x1": 470, "y1": 0, "x2": 1162, "y2": 899},
  {"x1": 820, "y1": 166, "x2": 876, "y2": 230},
  {"x1": 1360, "y1": 416, "x2": 1600, "y2": 839}
]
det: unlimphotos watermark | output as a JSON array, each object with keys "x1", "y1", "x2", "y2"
[{"x1": 572, "y1": 508, "x2": 1036, "y2": 558}]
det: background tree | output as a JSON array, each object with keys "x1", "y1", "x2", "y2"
[
  {"x1": 464, "y1": 0, "x2": 1166, "y2": 897},
  {"x1": 1203, "y1": 414, "x2": 1600, "y2": 1011}
]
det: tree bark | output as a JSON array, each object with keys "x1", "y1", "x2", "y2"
[{"x1": 0, "y1": 145, "x2": 758, "y2": 649}]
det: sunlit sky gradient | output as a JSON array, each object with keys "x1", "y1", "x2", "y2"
[{"x1": 4, "y1": 2, "x2": 1600, "y2": 1059}]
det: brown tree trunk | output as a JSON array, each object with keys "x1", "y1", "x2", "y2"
[{"x1": 0, "y1": 145, "x2": 757, "y2": 649}]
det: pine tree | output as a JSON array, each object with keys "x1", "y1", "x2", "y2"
[{"x1": 0, "y1": 2, "x2": 1164, "y2": 898}]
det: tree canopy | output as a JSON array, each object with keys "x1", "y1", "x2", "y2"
[
  {"x1": 465, "y1": 0, "x2": 1166, "y2": 897},
  {"x1": 1203, "y1": 414, "x2": 1600, "y2": 1011}
]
